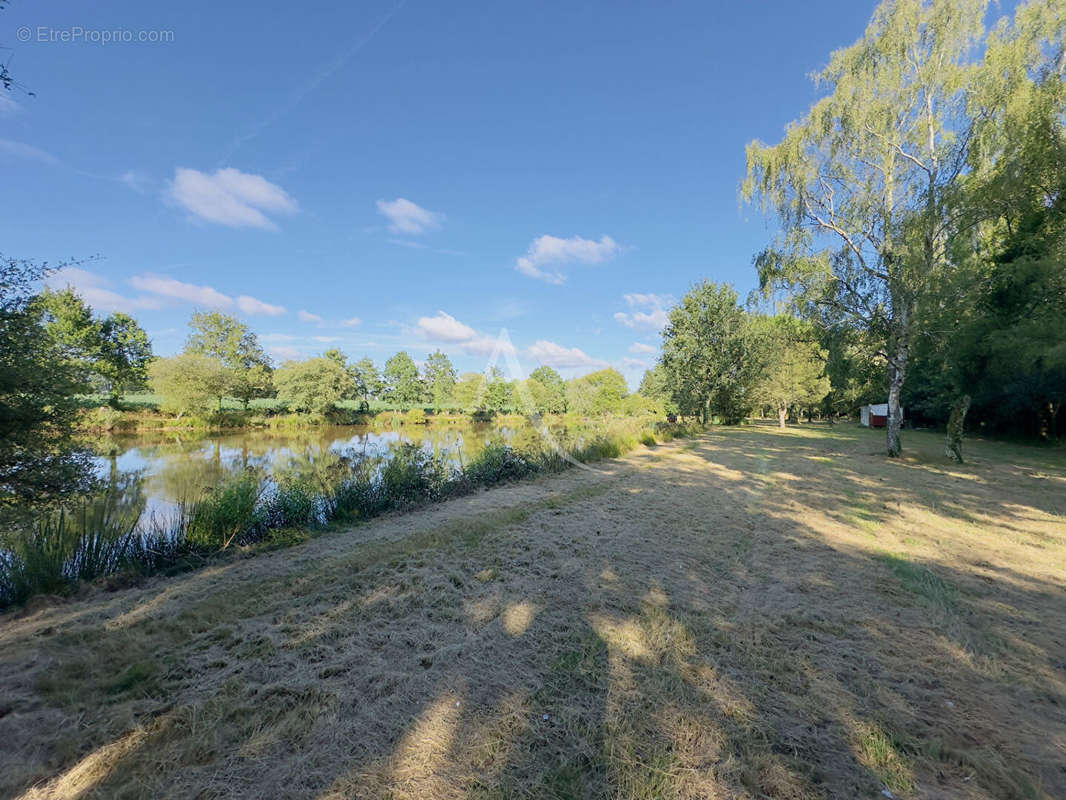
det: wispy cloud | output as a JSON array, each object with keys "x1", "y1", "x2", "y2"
[
  {"x1": 515, "y1": 234, "x2": 619, "y2": 284},
  {"x1": 340, "y1": 316, "x2": 361, "y2": 327},
  {"x1": 313, "y1": 336, "x2": 341, "y2": 343},
  {"x1": 629, "y1": 341, "x2": 657, "y2": 354},
  {"x1": 525, "y1": 340, "x2": 607, "y2": 369},
  {"x1": 622, "y1": 357, "x2": 650, "y2": 369},
  {"x1": 119, "y1": 170, "x2": 152, "y2": 193},
  {"x1": 0, "y1": 94, "x2": 21, "y2": 116},
  {"x1": 167, "y1": 167, "x2": 297, "y2": 229},
  {"x1": 387, "y1": 238, "x2": 468, "y2": 256},
  {"x1": 237, "y1": 295, "x2": 286, "y2": 316},
  {"x1": 0, "y1": 138, "x2": 59, "y2": 165},
  {"x1": 270, "y1": 345, "x2": 304, "y2": 361},
  {"x1": 462, "y1": 334, "x2": 517, "y2": 357},
  {"x1": 614, "y1": 293, "x2": 672, "y2": 330},
  {"x1": 376, "y1": 198, "x2": 443, "y2": 235},
  {"x1": 46, "y1": 268, "x2": 161, "y2": 314},
  {"x1": 298, "y1": 310, "x2": 324, "y2": 324},
  {"x1": 127, "y1": 273, "x2": 284, "y2": 315},
  {"x1": 130, "y1": 274, "x2": 232, "y2": 308}
]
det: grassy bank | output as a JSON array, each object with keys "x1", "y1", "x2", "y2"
[
  {"x1": 2, "y1": 424, "x2": 1063, "y2": 799},
  {"x1": 1, "y1": 418, "x2": 699, "y2": 607}
]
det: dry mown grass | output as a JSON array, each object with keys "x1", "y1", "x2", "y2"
[{"x1": 1, "y1": 423, "x2": 1064, "y2": 799}]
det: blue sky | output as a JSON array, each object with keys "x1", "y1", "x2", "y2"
[{"x1": 1, "y1": 0, "x2": 875, "y2": 386}]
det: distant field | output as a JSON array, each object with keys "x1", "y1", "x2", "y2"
[{"x1": 3, "y1": 424, "x2": 1064, "y2": 799}]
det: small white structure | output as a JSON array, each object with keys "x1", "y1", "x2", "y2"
[{"x1": 860, "y1": 402, "x2": 892, "y2": 428}]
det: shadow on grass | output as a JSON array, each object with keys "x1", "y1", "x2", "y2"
[{"x1": 2, "y1": 424, "x2": 1064, "y2": 799}]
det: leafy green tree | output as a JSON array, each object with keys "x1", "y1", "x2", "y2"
[
  {"x1": 453, "y1": 372, "x2": 483, "y2": 411},
  {"x1": 274, "y1": 357, "x2": 354, "y2": 414},
  {"x1": 743, "y1": 0, "x2": 1064, "y2": 455},
  {"x1": 638, "y1": 364, "x2": 679, "y2": 416},
  {"x1": 185, "y1": 312, "x2": 273, "y2": 409},
  {"x1": 423, "y1": 350, "x2": 457, "y2": 411},
  {"x1": 566, "y1": 369, "x2": 628, "y2": 416},
  {"x1": 753, "y1": 316, "x2": 831, "y2": 428},
  {"x1": 31, "y1": 287, "x2": 100, "y2": 390},
  {"x1": 351, "y1": 357, "x2": 383, "y2": 406},
  {"x1": 95, "y1": 313, "x2": 153, "y2": 401},
  {"x1": 32, "y1": 288, "x2": 154, "y2": 402},
  {"x1": 149, "y1": 353, "x2": 232, "y2": 414},
  {"x1": 0, "y1": 257, "x2": 93, "y2": 509},
  {"x1": 527, "y1": 366, "x2": 567, "y2": 413},
  {"x1": 660, "y1": 282, "x2": 762, "y2": 424},
  {"x1": 383, "y1": 351, "x2": 425, "y2": 407},
  {"x1": 483, "y1": 367, "x2": 511, "y2": 412}
]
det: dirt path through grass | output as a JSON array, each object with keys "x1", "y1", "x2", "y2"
[{"x1": 2, "y1": 424, "x2": 1064, "y2": 799}]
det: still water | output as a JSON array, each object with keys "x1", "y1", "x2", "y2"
[{"x1": 92, "y1": 423, "x2": 534, "y2": 520}]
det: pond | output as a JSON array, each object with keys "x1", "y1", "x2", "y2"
[{"x1": 91, "y1": 422, "x2": 544, "y2": 522}]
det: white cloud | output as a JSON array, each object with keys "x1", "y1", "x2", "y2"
[
  {"x1": 0, "y1": 94, "x2": 20, "y2": 115},
  {"x1": 526, "y1": 340, "x2": 607, "y2": 369},
  {"x1": 270, "y1": 346, "x2": 304, "y2": 362},
  {"x1": 167, "y1": 167, "x2": 297, "y2": 229},
  {"x1": 622, "y1": 357, "x2": 650, "y2": 369},
  {"x1": 340, "y1": 316, "x2": 361, "y2": 327},
  {"x1": 298, "y1": 310, "x2": 323, "y2": 324},
  {"x1": 416, "y1": 310, "x2": 478, "y2": 342},
  {"x1": 614, "y1": 292, "x2": 672, "y2": 330},
  {"x1": 46, "y1": 268, "x2": 161, "y2": 314},
  {"x1": 0, "y1": 138, "x2": 59, "y2": 165},
  {"x1": 261, "y1": 333, "x2": 296, "y2": 342},
  {"x1": 629, "y1": 342, "x2": 657, "y2": 354},
  {"x1": 119, "y1": 170, "x2": 151, "y2": 193},
  {"x1": 461, "y1": 334, "x2": 517, "y2": 358},
  {"x1": 313, "y1": 336, "x2": 341, "y2": 343},
  {"x1": 376, "y1": 198, "x2": 443, "y2": 235},
  {"x1": 237, "y1": 295, "x2": 286, "y2": 316},
  {"x1": 413, "y1": 311, "x2": 517, "y2": 357},
  {"x1": 130, "y1": 274, "x2": 233, "y2": 308},
  {"x1": 515, "y1": 234, "x2": 619, "y2": 284}
]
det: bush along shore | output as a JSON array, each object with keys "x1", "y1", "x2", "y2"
[{"x1": 0, "y1": 420, "x2": 700, "y2": 607}]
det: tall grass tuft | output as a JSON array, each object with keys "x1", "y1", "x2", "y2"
[{"x1": 0, "y1": 487, "x2": 142, "y2": 604}]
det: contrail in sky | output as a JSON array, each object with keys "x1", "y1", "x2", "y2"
[{"x1": 221, "y1": 0, "x2": 409, "y2": 164}]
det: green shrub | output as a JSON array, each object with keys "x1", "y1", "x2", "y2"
[
  {"x1": 260, "y1": 476, "x2": 320, "y2": 530},
  {"x1": 380, "y1": 444, "x2": 450, "y2": 507},
  {"x1": 187, "y1": 471, "x2": 264, "y2": 549},
  {"x1": 463, "y1": 442, "x2": 531, "y2": 487},
  {"x1": 640, "y1": 432, "x2": 657, "y2": 447},
  {"x1": 404, "y1": 408, "x2": 428, "y2": 425}
]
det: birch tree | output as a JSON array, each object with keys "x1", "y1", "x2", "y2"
[{"x1": 743, "y1": 0, "x2": 1063, "y2": 456}]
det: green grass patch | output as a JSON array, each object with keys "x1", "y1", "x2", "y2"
[
  {"x1": 856, "y1": 723, "x2": 915, "y2": 795},
  {"x1": 876, "y1": 553, "x2": 959, "y2": 610}
]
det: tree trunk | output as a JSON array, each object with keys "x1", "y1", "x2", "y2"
[
  {"x1": 886, "y1": 364, "x2": 904, "y2": 457},
  {"x1": 944, "y1": 394, "x2": 970, "y2": 462},
  {"x1": 778, "y1": 404, "x2": 787, "y2": 429},
  {"x1": 885, "y1": 288, "x2": 912, "y2": 457}
]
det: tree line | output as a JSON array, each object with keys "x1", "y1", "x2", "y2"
[{"x1": 143, "y1": 310, "x2": 653, "y2": 418}]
